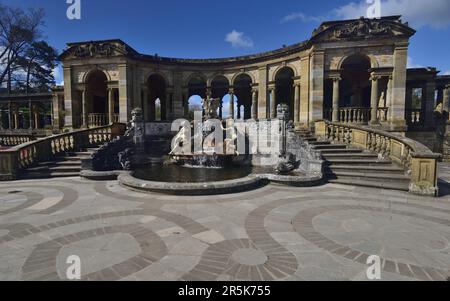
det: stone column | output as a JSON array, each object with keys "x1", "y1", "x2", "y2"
[
  {"x1": 229, "y1": 88, "x2": 235, "y2": 119},
  {"x1": 251, "y1": 88, "x2": 258, "y2": 119},
  {"x1": 257, "y1": 67, "x2": 268, "y2": 119},
  {"x1": 108, "y1": 88, "x2": 114, "y2": 123},
  {"x1": 269, "y1": 86, "x2": 276, "y2": 119},
  {"x1": 81, "y1": 89, "x2": 88, "y2": 127},
  {"x1": 14, "y1": 105, "x2": 19, "y2": 130},
  {"x1": 183, "y1": 89, "x2": 189, "y2": 118},
  {"x1": 29, "y1": 101, "x2": 34, "y2": 129},
  {"x1": 142, "y1": 88, "x2": 149, "y2": 122},
  {"x1": 299, "y1": 56, "x2": 310, "y2": 126},
  {"x1": 444, "y1": 84, "x2": 450, "y2": 119},
  {"x1": 390, "y1": 44, "x2": 408, "y2": 130},
  {"x1": 370, "y1": 74, "x2": 380, "y2": 125},
  {"x1": 293, "y1": 82, "x2": 300, "y2": 123},
  {"x1": 34, "y1": 108, "x2": 39, "y2": 129},
  {"x1": 425, "y1": 81, "x2": 436, "y2": 127},
  {"x1": 386, "y1": 75, "x2": 393, "y2": 114},
  {"x1": 118, "y1": 63, "x2": 131, "y2": 123},
  {"x1": 8, "y1": 102, "x2": 12, "y2": 130},
  {"x1": 332, "y1": 77, "x2": 341, "y2": 122},
  {"x1": 166, "y1": 91, "x2": 173, "y2": 120}
]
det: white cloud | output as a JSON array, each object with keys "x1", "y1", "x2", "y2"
[
  {"x1": 225, "y1": 30, "x2": 254, "y2": 48},
  {"x1": 52, "y1": 65, "x2": 64, "y2": 86},
  {"x1": 443, "y1": 71, "x2": 450, "y2": 76},
  {"x1": 407, "y1": 56, "x2": 424, "y2": 69},
  {"x1": 282, "y1": 12, "x2": 322, "y2": 23},
  {"x1": 334, "y1": 0, "x2": 450, "y2": 29}
]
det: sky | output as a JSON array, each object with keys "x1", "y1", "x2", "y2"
[{"x1": 2, "y1": 0, "x2": 450, "y2": 86}]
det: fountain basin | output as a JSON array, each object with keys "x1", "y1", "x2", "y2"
[{"x1": 118, "y1": 171, "x2": 266, "y2": 195}]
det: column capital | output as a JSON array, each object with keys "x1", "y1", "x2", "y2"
[
  {"x1": 330, "y1": 76, "x2": 342, "y2": 82},
  {"x1": 445, "y1": 84, "x2": 450, "y2": 90},
  {"x1": 370, "y1": 74, "x2": 381, "y2": 81}
]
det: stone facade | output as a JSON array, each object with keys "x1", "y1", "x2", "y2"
[
  {"x1": 58, "y1": 17, "x2": 421, "y2": 131},
  {"x1": 2, "y1": 16, "x2": 450, "y2": 159}
]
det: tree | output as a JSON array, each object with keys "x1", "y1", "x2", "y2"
[
  {"x1": 0, "y1": 3, "x2": 45, "y2": 93},
  {"x1": 18, "y1": 41, "x2": 59, "y2": 93}
]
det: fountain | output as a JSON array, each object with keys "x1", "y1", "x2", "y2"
[{"x1": 81, "y1": 97, "x2": 324, "y2": 194}]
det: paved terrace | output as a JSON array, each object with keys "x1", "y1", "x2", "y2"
[{"x1": 0, "y1": 164, "x2": 450, "y2": 281}]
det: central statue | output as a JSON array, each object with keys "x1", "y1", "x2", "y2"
[{"x1": 202, "y1": 98, "x2": 221, "y2": 120}]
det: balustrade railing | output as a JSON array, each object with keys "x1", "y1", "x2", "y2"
[
  {"x1": 88, "y1": 113, "x2": 120, "y2": 127},
  {"x1": 88, "y1": 113, "x2": 108, "y2": 127},
  {"x1": 315, "y1": 120, "x2": 440, "y2": 196},
  {"x1": 0, "y1": 134, "x2": 35, "y2": 147},
  {"x1": 324, "y1": 107, "x2": 388, "y2": 124},
  {"x1": 0, "y1": 123, "x2": 126, "y2": 180},
  {"x1": 407, "y1": 109, "x2": 423, "y2": 126}
]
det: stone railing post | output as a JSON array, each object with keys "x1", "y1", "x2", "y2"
[{"x1": 409, "y1": 153, "x2": 440, "y2": 196}]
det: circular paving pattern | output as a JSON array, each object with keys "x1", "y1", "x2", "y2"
[
  {"x1": 292, "y1": 205, "x2": 450, "y2": 281},
  {"x1": 21, "y1": 224, "x2": 168, "y2": 281},
  {"x1": 0, "y1": 167, "x2": 450, "y2": 281},
  {"x1": 232, "y1": 248, "x2": 268, "y2": 266}
]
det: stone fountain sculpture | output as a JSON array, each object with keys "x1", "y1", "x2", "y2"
[
  {"x1": 275, "y1": 103, "x2": 299, "y2": 174},
  {"x1": 86, "y1": 108, "x2": 146, "y2": 171}
]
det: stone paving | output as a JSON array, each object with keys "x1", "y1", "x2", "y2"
[{"x1": 0, "y1": 164, "x2": 450, "y2": 281}]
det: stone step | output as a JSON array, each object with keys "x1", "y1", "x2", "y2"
[
  {"x1": 328, "y1": 178, "x2": 410, "y2": 192},
  {"x1": 25, "y1": 165, "x2": 82, "y2": 173},
  {"x1": 21, "y1": 171, "x2": 80, "y2": 180},
  {"x1": 326, "y1": 159, "x2": 392, "y2": 166},
  {"x1": 326, "y1": 171, "x2": 410, "y2": 182},
  {"x1": 319, "y1": 149, "x2": 364, "y2": 154},
  {"x1": 327, "y1": 165, "x2": 405, "y2": 175},
  {"x1": 309, "y1": 141, "x2": 332, "y2": 146},
  {"x1": 311, "y1": 144, "x2": 349, "y2": 150},
  {"x1": 35, "y1": 160, "x2": 82, "y2": 167},
  {"x1": 322, "y1": 153, "x2": 379, "y2": 159}
]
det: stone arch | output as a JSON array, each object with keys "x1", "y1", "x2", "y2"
[
  {"x1": 209, "y1": 74, "x2": 230, "y2": 87},
  {"x1": 144, "y1": 71, "x2": 171, "y2": 86},
  {"x1": 231, "y1": 72, "x2": 255, "y2": 86},
  {"x1": 185, "y1": 72, "x2": 208, "y2": 87},
  {"x1": 274, "y1": 67, "x2": 295, "y2": 120},
  {"x1": 146, "y1": 73, "x2": 168, "y2": 121},
  {"x1": 83, "y1": 68, "x2": 111, "y2": 84},
  {"x1": 336, "y1": 53, "x2": 379, "y2": 70},
  {"x1": 233, "y1": 73, "x2": 253, "y2": 120},
  {"x1": 272, "y1": 64, "x2": 297, "y2": 82}
]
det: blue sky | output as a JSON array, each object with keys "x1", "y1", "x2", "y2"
[{"x1": 3, "y1": 0, "x2": 450, "y2": 85}]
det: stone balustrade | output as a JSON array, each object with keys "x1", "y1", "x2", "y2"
[
  {"x1": 407, "y1": 109, "x2": 423, "y2": 126},
  {"x1": 88, "y1": 113, "x2": 120, "y2": 127},
  {"x1": 0, "y1": 123, "x2": 126, "y2": 180},
  {"x1": 0, "y1": 134, "x2": 35, "y2": 147},
  {"x1": 324, "y1": 107, "x2": 388, "y2": 124},
  {"x1": 315, "y1": 120, "x2": 441, "y2": 196}
]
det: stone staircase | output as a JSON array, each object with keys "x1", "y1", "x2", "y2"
[
  {"x1": 20, "y1": 147, "x2": 100, "y2": 180},
  {"x1": 299, "y1": 130, "x2": 410, "y2": 191}
]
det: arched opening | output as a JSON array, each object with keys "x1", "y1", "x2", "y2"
[
  {"x1": 187, "y1": 95, "x2": 203, "y2": 120},
  {"x1": 85, "y1": 70, "x2": 108, "y2": 127},
  {"x1": 275, "y1": 68, "x2": 295, "y2": 120},
  {"x1": 233, "y1": 74, "x2": 252, "y2": 120},
  {"x1": 340, "y1": 55, "x2": 371, "y2": 108},
  {"x1": 186, "y1": 75, "x2": 207, "y2": 120},
  {"x1": 147, "y1": 74, "x2": 167, "y2": 121},
  {"x1": 211, "y1": 76, "x2": 229, "y2": 119}
]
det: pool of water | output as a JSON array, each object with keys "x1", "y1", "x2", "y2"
[{"x1": 133, "y1": 164, "x2": 253, "y2": 183}]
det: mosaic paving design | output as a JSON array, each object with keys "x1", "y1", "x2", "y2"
[{"x1": 1, "y1": 164, "x2": 450, "y2": 281}]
